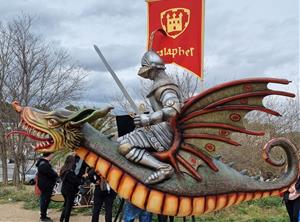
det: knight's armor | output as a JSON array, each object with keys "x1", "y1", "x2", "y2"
[{"x1": 117, "y1": 50, "x2": 182, "y2": 184}]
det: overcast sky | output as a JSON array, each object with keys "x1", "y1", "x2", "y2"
[{"x1": 0, "y1": 0, "x2": 298, "y2": 111}]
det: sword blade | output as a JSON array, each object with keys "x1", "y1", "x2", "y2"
[{"x1": 93, "y1": 45, "x2": 140, "y2": 114}]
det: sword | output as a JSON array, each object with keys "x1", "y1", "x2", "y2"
[{"x1": 93, "y1": 45, "x2": 140, "y2": 114}]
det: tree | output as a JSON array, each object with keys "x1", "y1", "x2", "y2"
[
  {"x1": 0, "y1": 15, "x2": 87, "y2": 185},
  {"x1": 0, "y1": 21, "x2": 15, "y2": 185}
]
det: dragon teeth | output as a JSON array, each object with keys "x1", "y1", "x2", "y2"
[
  {"x1": 19, "y1": 121, "x2": 52, "y2": 142},
  {"x1": 33, "y1": 130, "x2": 38, "y2": 136},
  {"x1": 39, "y1": 132, "x2": 44, "y2": 138},
  {"x1": 35, "y1": 130, "x2": 40, "y2": 137}
]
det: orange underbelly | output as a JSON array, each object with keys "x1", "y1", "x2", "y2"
[{"x1": 75, "y1": 147, "x2": 287, "y2": 216}]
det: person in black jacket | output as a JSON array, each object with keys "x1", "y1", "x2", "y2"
[
  {"x1": 36, "y1": 153, "x2": 58, "y2": 222},
  {"x1": 59, "y1": 155, "x2": 81, "y2": 222},
  {"x1": 88, "y1": 168, "x2": 117, "y2": 222},
  {"x1": 284, "y1": 167, "x2": 300, "y2": 222}
]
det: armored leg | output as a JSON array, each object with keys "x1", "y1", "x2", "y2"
[{"x1": 118, "y1": 143, "x2": 174, "y2": 184}]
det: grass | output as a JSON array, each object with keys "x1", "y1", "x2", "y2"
[
  {"x1": 0, "y1": 185, "x2": 290, "y2": 221},
  {"x1": 0, "y1": 185, "x2": 63, "y2": 210}
]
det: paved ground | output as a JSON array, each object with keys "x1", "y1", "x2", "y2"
[{"x1": 0, "y1": 202, "x2": 105, "y2": 222}]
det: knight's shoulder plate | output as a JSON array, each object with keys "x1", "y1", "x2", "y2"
[{"x1": 154, "y1": 84, "x2": 180, "y2": 100}]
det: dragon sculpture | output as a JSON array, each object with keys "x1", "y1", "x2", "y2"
[{"x1": 8, "y1": 77, "x2": 299, "y2": 216}]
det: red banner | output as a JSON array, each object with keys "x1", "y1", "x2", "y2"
[{"x1": 147, "y1": 0, "x2": 205, "y2": 78}]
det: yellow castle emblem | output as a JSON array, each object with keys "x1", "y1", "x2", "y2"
[{"x1": 160, "y1": 8, "x2": 190, "y2": 39}]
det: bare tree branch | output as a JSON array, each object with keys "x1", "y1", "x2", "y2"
[{"x1": 0, "y1": 14, "x2": 87, "y2": 185}]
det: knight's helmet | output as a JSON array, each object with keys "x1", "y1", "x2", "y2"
[{"x1": 138, "y1": 50, "x2": 166, "y2": 78}]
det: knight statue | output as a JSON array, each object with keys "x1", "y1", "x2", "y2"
[{"x1": 117, "y1": 50, "x2": 182, "y2": 184}]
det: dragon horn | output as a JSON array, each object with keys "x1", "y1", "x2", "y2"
[{"x1": 69, "y1": 106, "x2": 114, "y2": 127}]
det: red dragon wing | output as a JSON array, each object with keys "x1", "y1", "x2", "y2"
[{"x1": 159, "y1": 78, "x2": 295, "y2": 181}]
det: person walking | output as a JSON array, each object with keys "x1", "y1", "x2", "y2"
[
  {"x1": 59, "y1": 155, "x2": 81, "y2": 222},
  {"x1": 88, "y1": 168, "x2": 117, "y2": 222},
  {"x1": 36, "y1": 153, "x2": 58, "y2": 222}
]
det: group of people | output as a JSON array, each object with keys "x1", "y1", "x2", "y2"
[
  {"x1": 35, "y1": 152, "x2": 177, "y2": 222},
  {"x1": 36, "y1": 153, "x2": 116, "y2": 222},
  {"x1": 36, "y1": 151, "x2": 300, "y2": 222}
]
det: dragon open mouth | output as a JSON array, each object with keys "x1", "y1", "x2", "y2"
[{"x1": 7, "y1": 119, "x2": 54, "y2": 151}]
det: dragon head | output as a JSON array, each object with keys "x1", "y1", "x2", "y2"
[{"x1": 8, "y1": 101, "x2": 113, "y2": 153}]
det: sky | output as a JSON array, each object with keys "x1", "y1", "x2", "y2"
[{"x1": 0, "y1": 0, "x2": 298, "y2": 111}]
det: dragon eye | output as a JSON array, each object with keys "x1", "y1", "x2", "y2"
[{"x1": 48, "y1": 119, "x2": 58, "y2": 126}]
